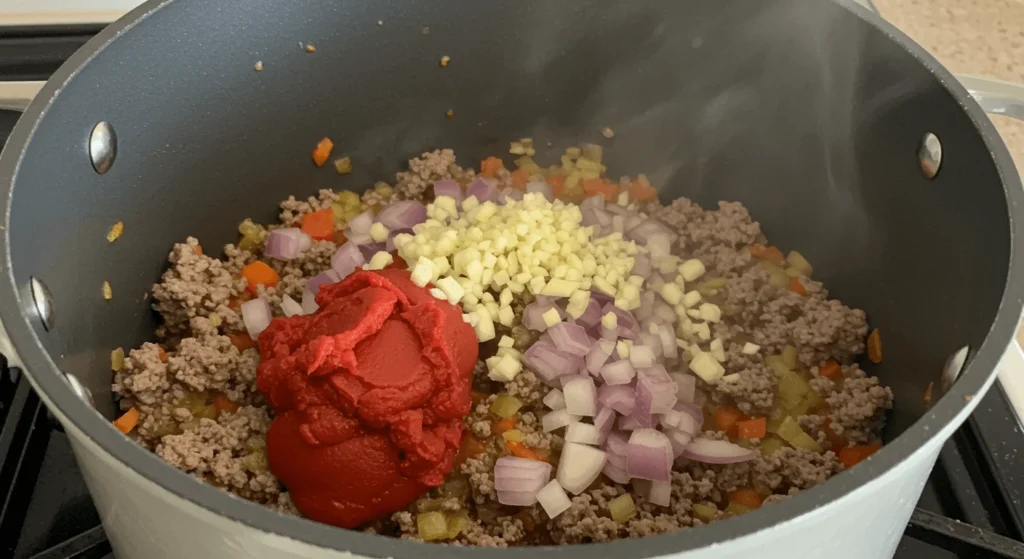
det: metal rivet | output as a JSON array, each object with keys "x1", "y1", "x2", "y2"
[
  {"x1": 64, "y1": 372, "x2": 96, "y2": 408},
  {"x1": 918, "y1": 132, "x2": 942, "y2": 179},
  {"x1": 29, "y1": 276, "x2": 54, "y2": 331},
  {"x1": 941, "y1": 345, "x2": 970, "y2": 392},
  {"x1": 89, "y1": 121, "x2": 117, "y2": 174}
]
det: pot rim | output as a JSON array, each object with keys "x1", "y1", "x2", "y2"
[{"x1": 2, "y1": 0, "x2": 1023, "y2": 556}]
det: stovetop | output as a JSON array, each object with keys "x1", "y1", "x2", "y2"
[{"x1": 3, "y1": 24, "x2": 1024, "y2": 559}]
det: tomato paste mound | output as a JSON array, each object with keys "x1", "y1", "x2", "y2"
[{"x1": 255, "y1": 268, "x2": 479, "y2": 528}]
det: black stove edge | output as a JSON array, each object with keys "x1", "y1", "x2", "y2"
[
  {"x1": 908, "y1": 509, "x2": 1024, "y2": 558},
  {"x1": 0, "y1": 25, "x2": 106, "y2": 82},
  {"x1": 969, "y1": 383, "x2": 1024, "y2": 537}
]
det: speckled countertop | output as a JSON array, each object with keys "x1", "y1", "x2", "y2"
[{"x1": 875, "y1": 0, "x2": 1024, "y2": 345}]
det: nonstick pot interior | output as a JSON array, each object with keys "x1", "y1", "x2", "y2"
[{"x1": 2, "y1": 0, "x2": 1023, "y2": 555}]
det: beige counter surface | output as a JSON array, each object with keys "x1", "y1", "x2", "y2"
[{"x1": 875, "y1": 0, "x2": 1024, "y2": 343}]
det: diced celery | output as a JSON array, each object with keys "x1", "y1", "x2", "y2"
[
  {"x1": 692, "y1": 503, "x2": 718, "y2": 522},
  {"x1": 777, "y1": 416, "x2": 823, "y2": 452},
  {"x1": 333, "y1": 156, "x2": 353, "y2": 175},
  {"x1": 502, "y1": 428, "x2": 526, "y2": 443},
  {"x1": 335, "y1": 190, "x2": 361, "y2": 208},
  {"x1": 786, "y1": 395, "x2": 812, "y2": 417},
  {"x1": 581, "y1": 144, "x2": 603, "y2": 165},
  {"x1": 781, "y1": 345, "x2": 798, "y2": 369},
  {"x1": 446, "y1": 510, "x2": 470, "y2": 539},
  {"x1": 762, "y1": 262, "x2": 789, "y2": 288},
  {"x1": 725, "y1": 502, "x2": 752, "y2": 516},
  {"x1": 609, "y1": 494, "x2": 637, "y2": 522},
  {"x1": 489, "y1": 394, "x2": 523, "y2": 419},
  {"x1": 764, "y1": 355, "x2": 789, "y2": 377},
  {"x1": 242, "y1": 451, "x2": 268, "y2": 473},
  {"x1": 786, "y1": 250, "x2": 813, "y2": 276},
  {"x1": 565, "y1": 146, "x2": 581, "y2": 159},
  {"x1": 778, "y1": 369, "x2": 810, "y2": 410},
  {"x1": 766, "y1": 406, "x2": 787, "y2": 434},
  {"x1": 417, "y1": 511, "x2": 449, "y2": 541},
  {"x1": 374, "y1": 182, "x2": 394, "y2": 198},
  {"x1": 803, "y1": 389, "x2": 827, "y2": 413},
  {"x1": 760, "y1": 436, "x2": 785, "y2": 456},
  {"x1": 238, "y1": 218, "x2": 260, "y2": 237}
]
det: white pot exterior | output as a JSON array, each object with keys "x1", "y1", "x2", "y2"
[{"x1": 33, "y1": 341, "x2": 1018, "y2": 559}]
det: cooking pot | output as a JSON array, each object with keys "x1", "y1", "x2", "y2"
[{"x1": 2, "y1": 0, "x2": 1024, "y2": 557}]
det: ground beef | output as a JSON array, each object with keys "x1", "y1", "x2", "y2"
[
  {"x1": 657, "y1": 199, "x2": 763, "y2": 274},
  {"x1": 278, "y1": 188, "x2": 339, "y2": 226},
  {"x1": 826, "y1": 367, "x2": 894, "y2": 444},
  {"x1": 549, "y1": 491, "x2": 625, "y2": 544},
  {"x1": 154, "y1": 405, "x2": 279, "y2": 503},
  {"x1": 752, "y1": 448, "x2": 842, "y2": 494},
  {"x1": 503, "y1": 370, "x2": 545, "y2": 407},
  {"x1": 167, "y1": 318, "x2": 260, "y2": 403},
  {"x1": 713, "y1": 362, "x2": 776, "y2": 415},
  {"x1": 151, "y1": 237, "x2": 242, "y2": 340},
  {"x1": 799, "y1": 414, "x2": 830, "y2": 449},
  {"x1": 461, "y1": 454, "x2": 497, "y2": 505},
  {"x1": 393, "y1": 149, "x2": 458, "y2": 201}
]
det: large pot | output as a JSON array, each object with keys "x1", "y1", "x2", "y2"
[{"x1": 2, "y1": 0, "x2": 1024, "y2": 557}]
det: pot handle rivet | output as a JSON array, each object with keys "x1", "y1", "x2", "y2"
[
  {"x1": 89, "y1": 121, "x2": 117, "y2": 174},
  {"x1": 918, "y1": 132, "x2": 942, "y2": 179},
  {"x1": 29, "y1": 276, "x2": 54, "y2": 331},
  {"x1": 64, "y1": 371, "x2": 96, "y2": 408}
]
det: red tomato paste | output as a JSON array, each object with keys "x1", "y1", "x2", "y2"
[{"x1": 256, "y1": 268, "x2": 478, "y2": 528}]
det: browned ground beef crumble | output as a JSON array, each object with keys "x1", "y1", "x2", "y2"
[{"x1": 111, "y1": 148, "x2": 893, "y2": 546}]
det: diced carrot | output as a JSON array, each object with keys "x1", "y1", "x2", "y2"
[
  {"x1": 507, "y1": 441, "x2": 542, "y2": 461},
  {"x1": 819, "y1": 360, "x2": 842, "y2": 379},
  {"x1": 714, "y1": 406, "x2": 745, "y2": 436},
  {"x1": 480, "y1": 157, "x2": 505, "y2": 178},
  {"x1": 823, "y1": 418, "x2": 846, "y2": 451},
  {"x1": 787, "y1": 276, "x2": 807, "y2": 296},
  {"x1": 456, "y1": 434, "x2": 486, "y2": 466},
  {"x1": 511, "y1": 168, "x2": 530, "y2": 189},
  {"x1": 228, "y1": 333, "x2": 257, "y2": 351},
  {"x1": 628, "y1": 179, "x2": 659, "y2": 202},
  {"x1": 213, "y1": 393, "x2": 240, "y2": 415},
  {"x1": 193, "y1": 244, "x2": 203, "y2": 256},
  {"x1": 301, "y1": 208, "x2": 335, "y2": 241},
  {"x1": 838, "y1": 443, "x2": 882, "y2": 469},
  {"x1": 867, "y1": 329, "x2": 882, "y2": 364},
  {"x1": 312, "y1": 137, "x2": 334, "y2": 167},
  {"x1": 728, "y1": 489, "x2": 763, "y2": 509},
  {"x1": 736, "y1": 417, "x2": 767, "y2": 440},
  {"x1": 113, "y1": 407, "x2": 140, "y2": 434},
  {"x1": 582, "y1": 179, "x2": 619, "y2": 202},
  {"x1": 157, "y1": 346, "x2": 168, "y2": 363},
  {"x1": 470, "y1": 390, "x2": 489, "y2": 407},
  {"x1": 493, "y1": 417, "x2": 517, "y2": 435},
  {"x1": 748, "y1": 245, "x2": 786, "y2": 266},
  {"x1": 333, "y1": 230, "x2": 348, "y2": 245},
  {"x1": 547, "y1": 174, "x2": 566, "y2": 192},
  {"x1": 241, "y1": 261, "x2": 280, "y2": 295}
]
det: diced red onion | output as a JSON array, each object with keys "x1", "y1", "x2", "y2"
[
  {"x1": 600, "y1": 325, "x2": 619, "y2": 341},
  {"x1": 563, "y1": 377, "x2": 597, "y2": 417},
  {"x1": 611, "y1": 215, "x2": 625, "y2": 234},
  {"x1": 665, "y1": 427, "x2": 694, "y2": 457},
  {"x1": 557, "y1": 442, "x2": 607, "y2": 494},
  {"x1": 604, "y1": 431, "x2": 629, "y2": 458},
  {"x1": 600, "y1": 359, "x2": 635, "y2": 385},
  {"x1": 535, "y1": 295, "x2": 559, "y2": 306},
  {"x1": 653, "y1": 299, "x2": 676, "y2": 325},
  {"x1": 542, "y1": 409, "x2": 580, "y2": 432},
  {"x1": 580, "y1": 206, "x2": 601, "y2": 228},
  {"x1": 496, "y1": 490, "x2": 539, "y2": 506},
  {"x1": 548, "y1": 322, "x2": 592, "y2": 357},
  {"x1": 494, "y1": 457, "x2": 551, "y2": 501},
  {"x1": 674, "y1": 401, "x2": 704, "y2": 431},
  {"x1": 385, "y1": 228, "x2": 412, "y2": 252},
  {"x1": 306, "y1": 270, "x2": 340, "y2": 295},
  {"x1": 526, "y1": 181, "x2": 553, "y2": 200},
  {"x1": 646, "y1": 233, "x2": 672, "y2": 260},
  {"x1": 579, "y1": 194, "x2": 605, "y2": 211},
  {"x1": 523, "y1": 302, "x2": 558, "y2": 332},
  {"x1": 589, "y1": 289, "x2": 614, "y2": 307},
  {"x1": 280, "y1": 294, "x2": 303, "y2": 317},
  {"x1": 586, "y1": 340, "x2": 615, "y2": 375},
  {"x1": 559, "y1": 373, "x2": 589, "y2": 388},
  {"x1": 543, "y1": 388, "x2": 566, "y2": 410},
  {"x1": 618, "y1": 415, "x2": 642, "y2": 431},
  {"x1": 565, "y1": 422, "x2": 601, "y2": 445},
  {"x1": 594, "y1": 407, "x2": 616, "y2": 442},
  {"x1": 466, "y1": 177, "x2": 499, "y2": 203},
  {"x1": 502, "y1": 187, "x2": 524, "y2": 203},
  {"x1": 626, "y1": 219, "x2": 677, "y2": 245},
  {"x1": 524, "y1": 339, "x2": 581, "y2": 383},
  {"x1": 241, "y1": 297, "x2": 272, "y2": 339},
  {"x1": 331, "y1": 242, "x2": 365, "y2": 278},
  {"x1": 345, "y1": 231, "x2": 372, "y2": 245},
  {"x1": 598, "y1": 385, "x2": 636, "y2": 416},
  {"x1": 357, "y1": 242, "x2": 387, "y2": 261},
  {"x1": 536, "y1": 480, "x2": 572, "y2": 519},
  {"x1": 376, "y1": 200, "x2": 428, "y2": 230},
  {"x1": 347, "y1": 211, "x2": 374, "y2": 235},
  {"x1": 682, "y1": 438, "x2": 758, "y2": 464},
  {"x1": 631, "y1": 253, "x2": 652, "y2": 280},
  {"x1": 626, "y1": 428, "x2": 673, "y2": 482},
  {"x1": 669, "y1": 409, "x2": 700, "y2": 436},
  {"x1": 601, "y1": 304, "x2": 639, "y2": 339},
  {"x1": 264, "y1": 228, "x2": 309, "y2": 260},
  {"x1": 604, "y1": 203, "x2": 631, "y2": 217},
  {"x1": 629, "y1": 345, "x2": 656, "y2": 368},
  {"x1": 648, "y1": 480, "x2": 672, "y2": 507},
  {"x1": 634, "y1": 291, "x2": 656, "y2": 322},
  {"x1": 639, "y1": 332, "x2": 663, "y2": 359},
  {"x1": 671, "y1": 373, "x2": 696, "y2": 403},
  {"x1": 659, "y1": 326, "x2": 678, "y2": 360},
  {"x1": 602, "y1": 460, "x2": 631, "y2": 484},
  {"x1": 433, "y1": 179, "x2": 463, "y2": 202},
  {"x1": 624, "y1": 213, "x2": 646, "y2": 234},
  {"x1": 301, "y1": 288, "x2": 319, "y2": 315},
  {"x1": 639, "y1": 364, "x2": 672, "y2": 384}
]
